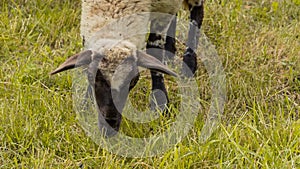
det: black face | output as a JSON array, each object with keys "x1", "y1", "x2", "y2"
[{"x1": 89, "y1": 57, "x2": 140, "y2": 136}]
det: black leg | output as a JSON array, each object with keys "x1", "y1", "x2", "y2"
[
  {"x1": 182, "y1": 4, "x2": 204, "y2": 77},
  {"x1": 164, "y1": 16, "x2": 177, "y2": 60},
  {"x1": 146, "y1": 16, "x2": 176, "y2": 112},
  {"x1": 146, "y1": 32, "x2": 169, "y2": 111}
]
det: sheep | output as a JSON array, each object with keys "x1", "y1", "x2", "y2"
[
  {"x1": 51, "y1": 0, "x2": 205, "y2": 136},
  {"x1": 80, "y1": 0, "x2": 204, "y2": 110}
]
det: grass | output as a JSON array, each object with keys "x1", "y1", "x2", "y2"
[{"x1": 1, "y1": 0, "x2": 300, "y2": 168}]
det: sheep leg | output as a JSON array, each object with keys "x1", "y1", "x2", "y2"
[
  {"x1": 146, "y1": 17, "x2": 175, "y2": 112},
  {"x1": 164, "y1": 15, "x2": 177, "y2": 60},
  {"x1": 182, "y1": 4, "x2": 204, "y2": 77},
  {"x1": 147, "y1": 36, "x2": 168, "y2": 112}
]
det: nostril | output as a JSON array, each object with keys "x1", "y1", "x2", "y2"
[
  {"x1": 105, "y1": 118, "x2": 117, "y2": 126},
  {"x1": 105, "y1": 118, "x2": 121, "y2": 130}
]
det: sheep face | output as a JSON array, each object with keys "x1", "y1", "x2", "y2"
[
  {"x1": 51, "y1": 44, "x2": 177, "y2": 136},
  {"x1": 91, "y1": 56, "x2": 139, "y2": 135}
]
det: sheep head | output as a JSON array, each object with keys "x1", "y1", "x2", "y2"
[{"x1": 51, "y1": 41, "x2": 177, "y2": 136}]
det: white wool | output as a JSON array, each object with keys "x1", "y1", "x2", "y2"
[
  {"x1": 81, "y1": 0, "x2": 153, "y2": 48},
  {"x1": 80, "y1": 0, "x2": 204, "y2": 49}
]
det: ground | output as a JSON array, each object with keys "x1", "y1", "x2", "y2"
[{"x1": 0, "y1": 0, "x2": 300, "y2": 168}]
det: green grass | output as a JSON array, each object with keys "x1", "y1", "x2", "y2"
[{"x1": 1, "y1": 0, "x2": 300, "y2": 168}]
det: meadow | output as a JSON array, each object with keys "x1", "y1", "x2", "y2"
[{"x1": 1, "y1": 0, "x2": 300, "y2": 168}]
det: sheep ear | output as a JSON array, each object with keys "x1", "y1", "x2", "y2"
[
  {"x1": 50, "y1": 50, "x2": 95, "y2": 75},
  {"x1": 136, "y1": 50, "x2": 178, "y2": 77}
]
